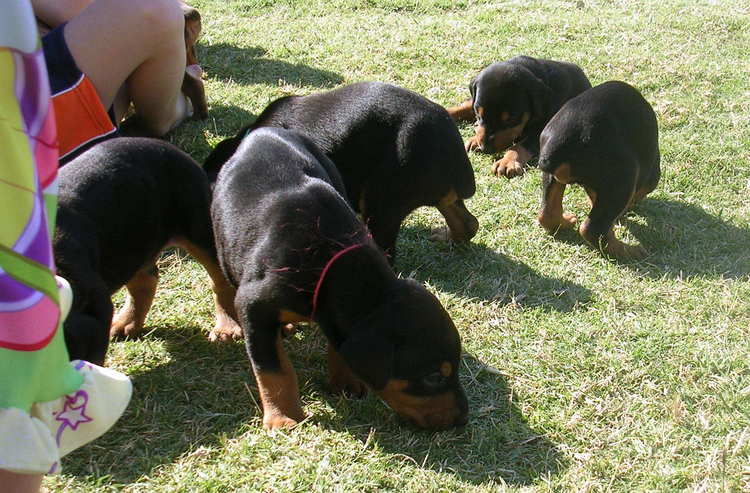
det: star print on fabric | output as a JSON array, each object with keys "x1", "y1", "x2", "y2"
[{"x1": 54, "y1": 391, "x2": 92, "y2": 431}]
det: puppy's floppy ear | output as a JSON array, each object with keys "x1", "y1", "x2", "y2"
[
  {"x1": 527, "y1": 74, "x2": 553, "y2": 120},
  {"x1": 181, "y1": 4, "x2": 202, "y2": 66},
  {"x1": 469, "y1": 76, "x2": 478, "y2": 103},
  {"x1": 338, "y1": 323, "x2": 394, "y2": 391}
]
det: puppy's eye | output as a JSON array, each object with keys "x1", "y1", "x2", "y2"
[{"x1": 422, "y1": 371, "x2": 447, "y2": 388}]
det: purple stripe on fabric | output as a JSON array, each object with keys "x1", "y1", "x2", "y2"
[
  {"x1": 16, "y1": 50, "x2": 44, "y2": 138},
  {"x1": 13, "y1": 190, "x2": 52, "y2": 268},
  {"x1": 0, "y1": 272, "x2": 37, "y2": 303},
  {"x1": 20, "y1": 197, "x2": 53, "y2": 268}
]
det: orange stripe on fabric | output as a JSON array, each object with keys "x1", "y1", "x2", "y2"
[{"x1": 51, "y1": 75, "x2": 115, "y2": 157}]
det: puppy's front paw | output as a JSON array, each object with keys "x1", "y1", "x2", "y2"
[
  {"x1": 263, "y1": 413, "x2": 302, "y2": 431},
  {"x1": 606, "y1": 241, "x2": 648, "y2": 260},
  {"x1": 538, "y1": 211, "x2": 578, "y2": 234},
  {"x1": 491, "y1": 156, "x2": 525, "y2": 178},
  {"x1": 428, "y1": 226, "x2": 451, "y2": 243},
  {"x1": 110, "y1": 312, "x2": 143, "y2": 339},
  {"x1": 465, "y1": 136, "x2": 481, "y2": 153},
  {"x1": 329, "y1": 373, "x2": 368, "y2": 398}
]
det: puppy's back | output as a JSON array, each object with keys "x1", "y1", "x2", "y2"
[
  {"x1": 211, "y1": 128, "x2": 364, "y2": 285},
  {"x1": 539, "y1": 81, "x2": 658, "y2": 170},
  {"x1": 57, "y1": 138, "x2": 212, "y2": 289}
]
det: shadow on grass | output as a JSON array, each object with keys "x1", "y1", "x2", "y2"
[
  {"x1": 60, "y1": 326, "x2": 257, "y2": 485},
  {"x1": 168, "y1": 104, "x2": 257, "y2": 162},
  {"x1": 395, "y1": 224, "x2": 592, "y2": 311},
  {"x1": 202, "y1": 43, "x2": 344, "y2": 89},
  {"x1": 547, "y1": 198, "x2": 750, "y2": 279},
  {"x1": 62, "y1": 325, "x2": 564, "y2": 488},
  {"x1": 623, "y1": 198, "x2": 750, "y2": 279},
  {"x1": 304, "y1": 341, "x2": 566, "y2": 487}
]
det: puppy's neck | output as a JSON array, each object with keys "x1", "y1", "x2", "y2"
[{"x1": 314, "y1": 245, "x2": 393, "y2": 346}]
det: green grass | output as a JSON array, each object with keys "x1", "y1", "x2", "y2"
[{"x1": 48, "y1": 0, "x2": 750, "y2": 491}]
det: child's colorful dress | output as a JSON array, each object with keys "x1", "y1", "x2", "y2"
[{"x1": 0, "y1": 0, "x2": 131, "y2": 475}]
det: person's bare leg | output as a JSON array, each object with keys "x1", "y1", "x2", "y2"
[
  {"x1": 0, "y1": 469, "x2": 43, "y2": 493},
  {"x1": 63, "y1": 0, "x2": 188, "y2": 136}
]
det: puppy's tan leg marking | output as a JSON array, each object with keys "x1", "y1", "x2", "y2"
[
  {"x1": 491, "y1": 144, "x2": 533, "y2": 179},
  {"x1": 580, "y1": 189, "x2": 647, "y2": 259},
  {"x1": 111, "y1": 264, "x2": 158, "y2": 338},
  {"x1": 466, "y1": 126, "x2": 485, "y2": 153},
  {"x1": 177, "y1": 239, "x2": 242, "y2": 342},
  {"x1": 538, "y1": 180, "x2": 577, "y2": 233},
  {"x1": 254, "y1": 331, "x2": 305, "y2": 430},
  {"x1": 446, "y1": 99, "x2": 474, "y2": 122},
  {"x1": 435, "y1": 190, "x2": 479, "y2": 243}
]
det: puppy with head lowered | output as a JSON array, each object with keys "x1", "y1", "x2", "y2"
[
  {"x1": 54, "y1": 138, "x2": 239, "y2": 365},
  {"x1": 537, "y1": 81, "x2": 660, "y2": 258},
  {"x1": 211, "y1": 127, "x2": 468, "y2": 430},
  {"x1": 447, "y1": 55, "x2": 591, "y2": 178},
  {"x1": 205, "y1": 82, "x2": 479, "y2": 261}
]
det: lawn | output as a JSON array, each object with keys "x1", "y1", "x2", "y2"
[{"x1": 48, "y1": 0, "x2": 750, "y2": 491}]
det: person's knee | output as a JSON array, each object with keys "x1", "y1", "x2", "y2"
[{"x1": 128, "y1": 0, "x2": 184, "y2": 42}]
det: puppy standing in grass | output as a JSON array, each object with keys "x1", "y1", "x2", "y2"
[
  {"x1": 536, "y1": 81, "x2": 661, "y2": 258},
  {"x1": 211, "y1": 127, "x2": 468, "y2": 430},
  {"x1": 205, "y1": 82, "x2": 479, "y2": 262},
  {"x1": 55, "y1": 138, "x2": 239, "y2": 365},
  {"x1": 448, "y1": 55, "x2": 591, "y2": 178}
]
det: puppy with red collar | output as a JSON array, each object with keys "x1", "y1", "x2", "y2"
[
  {"x1": 211, "y1": 127, "x2": 468, "y2": 430},
  {"x1": 448, "y1": 55, "x2": 591, "y2": 178}
]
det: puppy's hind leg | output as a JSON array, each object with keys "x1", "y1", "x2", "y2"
[
  {"x1": 538, "y1": 171, "x2": 577, "y2": 234},
  {"x1": 630, "y1": 155, "x2": 661, "y2": 209},
  {"x1": 580, "y1": 175, "x2": 646, "y2": 259},
  {"x1": 111, "y1": 264, "x2": 158, "y2": 338},
  {"x1": 178, "y1": 240, "x2": 241, "y2": 342}
]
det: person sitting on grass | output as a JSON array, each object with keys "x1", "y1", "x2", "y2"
[{"x1": 32, "y1": 0, "x2": 207, "y2": 163}]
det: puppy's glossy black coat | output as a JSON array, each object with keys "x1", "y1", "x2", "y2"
[
  {"x1": 205, "y1": 81, "x2": 479, "y2": 260},
  {"x1": 537, "y1": 81, "x2": 660, "y2": 258},
  {"x1": 211, "y1": 127, "x2": 468, "y2": 430},
  {"x1": 55, "y1": 138, "x2": 237, "y2": 364},
  {"x1": 448, "y1": 55, "x2": 591, "y2": 178}
]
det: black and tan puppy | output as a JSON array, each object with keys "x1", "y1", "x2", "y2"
[
  {"x1": 55, "y1": 138, "x2": 239, "y2": 365},
  {"x1": 447, "y1": 56, "x2": 591, "y2": 178},
  {"x1": 536, "y1": 81, "x2": 660, "y2": 258},
  {"x1": 204, "y1": 81, "x2": 479, "y2": 261},
  {"x1": 211, "y1": 127, "x2": 468, "y2": 430}
]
